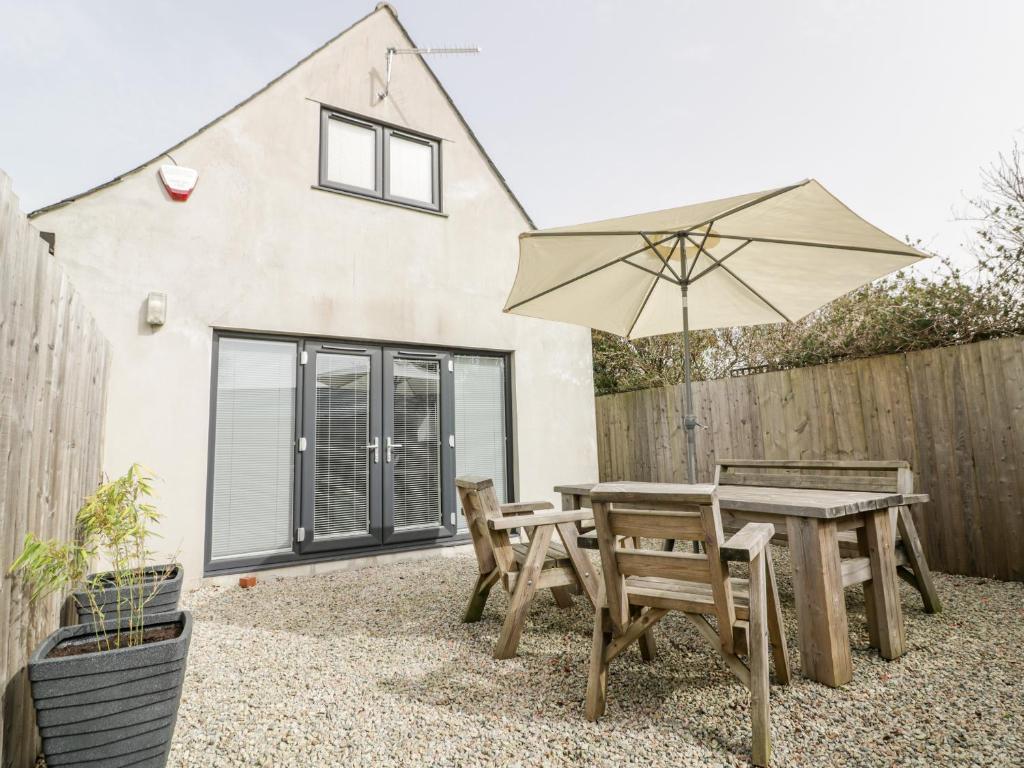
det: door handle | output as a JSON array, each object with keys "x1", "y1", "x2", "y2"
[
  {"x1": 367, "y1": 437, "x2": 380, "y2": 464},
  {"x1": 386, "y1": 436, "x2": 403, "y2": 463}
]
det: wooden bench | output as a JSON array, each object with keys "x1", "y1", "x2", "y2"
[
  {"x1": 455, "y1": 476, "x2": 602, "y2": 659},
  {"x1": 585, "y1": 482, "x2": 790, "y2": 767},
  {"x1": 715, "y1": 460, "x2": 941, "y2": 614}
]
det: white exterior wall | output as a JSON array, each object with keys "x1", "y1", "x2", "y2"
[{"x1": 31, "y1": 7, "x2": 597, "y2": 587}]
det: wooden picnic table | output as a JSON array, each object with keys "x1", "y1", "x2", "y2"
[{"x1": 556, "y1": 481, "x2": 910, "y2": 688}]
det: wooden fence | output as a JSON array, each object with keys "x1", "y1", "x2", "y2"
[
  {"x1": 595, "y1": 336, "x2": 1024, "y2": 582},
  {"x1": 0, "y1": 170, "x2": 110, "y2": 767}
]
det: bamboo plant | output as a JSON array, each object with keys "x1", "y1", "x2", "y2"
[{"x1": 10, "y1": 464, "x2": 175, "y2": 651}]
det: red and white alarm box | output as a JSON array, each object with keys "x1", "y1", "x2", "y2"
[{"x1": 159, "y1": 165, "x2": 199, "y2": 201}]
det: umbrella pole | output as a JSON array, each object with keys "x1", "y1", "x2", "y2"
[
  {"x1": 665, "y1": 280, "x2": 699, "y2": 553},
  {"x1": 681, "y1": 282, "x2": 698, "y2": 484}
]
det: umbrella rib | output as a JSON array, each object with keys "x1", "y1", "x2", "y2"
[
  {"x1": 640, "y1": 233, "x2": 683, "y2": 282},
  {"x1": 682, "y1": 234, "x2": 793, "y2": 324},
  {"x1": 622, "y1": 259, "x2": 680, "y2": 284},
  {"x1": 705, "y1": 233, "x2": 920, "y2": 257},
  {"x1": 504, "y1": 234, "x2": 680, "y2": 312},
  {"x1": 688, "y1": 239, "x2": 752, "y2": 283},
  {"x1": 685, "y1": 226, "x2": 714, "y2": 281},
  {"x1": 519, "y1": 229, "x2": 919, "y2": 259}
]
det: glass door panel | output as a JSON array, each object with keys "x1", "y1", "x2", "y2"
[
  {"x1": 382, "y1": 349, "x2": 455, "y2": 544},
  {"x1": 300, "y1": 343, "x2": 382, "y2": 552},
  {"x1": 209, "y1": 337, "x2": 297, "y2": 562},
  {"x1": 453, "y1": 355, "x2": 508, "y2": 531}
]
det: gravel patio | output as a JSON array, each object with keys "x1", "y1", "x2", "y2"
[{"x1": 167, "y1": 547, "x2": 1024, "y2": 767}]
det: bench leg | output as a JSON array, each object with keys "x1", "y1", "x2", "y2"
[
  {"x1": 787, "y1": 517, "x2": 853, "y2": 687},
  {"x1": 855, "y1": 526, "x2": 881, "y2": 650},
  {"x1": 585, "y1": 608, "x2": 612, "y2": 721},
  {"x1": 550, "y1": 585, "x2": 574, "y2": 609},
  {"x1": 749, "y1": 550, "x2": 771, "y2": 768},
  {"x1": 556, "y1": 521, "x2": 602, "y2": 610},
  {"x1": 494, "y1": 525, "x2": 553, "y2": 659},
  {"x1": 896, "y1": 506, "x2": 942, "y2": 613},
  {"x1": 864, "y1": 508, "x2": 906, "y2": 660},
  {"x1": 464, "y1": 568, "x2": 500, "y2": 623},
  {"x1": 629, "y1": 605, "x2": 657, "y2": 662},
  {"x1": 764, "y1": 546, "x2": 791, "y2": 685}
]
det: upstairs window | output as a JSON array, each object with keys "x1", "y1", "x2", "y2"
[
  {"x1": 324, "y1": 115, "x2": 380, "y2": 194},
  {"x1": 320, "y1": 108, "x2": 440, "y2": 212}
]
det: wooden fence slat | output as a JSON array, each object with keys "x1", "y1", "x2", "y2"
[{"x1": 996, "y1": 339, "x2": 1024, "y2": 581}]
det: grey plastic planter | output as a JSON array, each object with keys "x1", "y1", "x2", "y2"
[
  {"x1": 28, "y1": 610, "x2": 192, "y2": 768},
  {"x1": 73, "y1": 563, "x2": 182, "y2": 626}
]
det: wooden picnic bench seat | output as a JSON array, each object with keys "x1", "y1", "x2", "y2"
[
  {"x1": 511, "y1": 541, "x2": 570, "y2": 567},
  {"x1": 456, "y1": 476, "x2": 601, "y2": 659},
  {"x1": 715, "y1": 460, "x2": 941, "y2": 613},
  {"x1": 585, "y1": 482, "x2": 790, "y2": 768}
]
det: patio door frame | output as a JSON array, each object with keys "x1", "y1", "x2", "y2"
[
  {"x1": 381, "y1": 347, "x2": 457, "y2": 545},
  {"x1": 299, "y1": 341, "x2": 456, "y2": 554},
  {"x1": 205, "y1": 330, "x2": 510, "y2": 577},
  {"x1": 298, "y1": 341, "x2": 383, "y2": 554}
]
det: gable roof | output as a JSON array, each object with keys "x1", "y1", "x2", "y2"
[{"x1": 30, "y1": 3, "x2": 534, "y2": 228}]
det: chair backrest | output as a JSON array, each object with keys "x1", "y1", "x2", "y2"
[
  {"x1": 455, "y1": 476, "x2": 516, "y2": 577},
  {"x1": 715, "y1": 459, "x2": 914, "y2": 494},
  {"x1": 590, "y1": 482, "x2": 736, "y2": 651}
]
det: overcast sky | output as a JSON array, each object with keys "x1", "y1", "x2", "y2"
[{"x1": 2, "y1": 0, "x2": 1023, "y2": 264}]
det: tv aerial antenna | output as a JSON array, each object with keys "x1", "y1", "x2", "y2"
[{"x1": 377, "y1": 45, "x2": 480, "y2": 101}]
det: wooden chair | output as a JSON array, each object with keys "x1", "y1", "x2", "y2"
[
  {"x1": 715, "y1": 460, "x2": 941, "y2": 614},
  {"x1": 455, "y1": 476, "x2": 601, "y2": 659},
  {"x1": 585, "y1": 482, "x2": 790, "y2": 768}
]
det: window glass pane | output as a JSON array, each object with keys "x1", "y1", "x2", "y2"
[
  {"x1": 388, "y1": 133, "x2": 434, "y2": 204},
  {"x1": 211, "y1": 338, "x2": 295, "y2": 559},
  {"x1": 454, "y1": 356, "x2": 507, "y2": 530},
  {"x1": 314, "y1": 354, "x2": 371, "y2": 539},
  {"x1": 392, "y1": 359, "x2": 441, "y2": 530},
  {"x1": 326, "y1": 118, "x2": 377, "y2": 191}
]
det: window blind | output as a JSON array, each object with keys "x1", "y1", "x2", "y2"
[
  {"x1": 392, "y1": 359, "x2": 441, "y2": 530},
  {"x1": 326, "y1": 118, "x2": 377, "y2": 191},
  {"x1": 454, "y1": 356, "x2": 507, "y2": 530},
  {"x1": 388, "y1": 133, "x2": 433, "y2": 204},
  {"x1": 314, "y1": 354, "x2": 371, "y2": 539},
  {"x1": 211, "y1": 338, "x2": 295, "y2": 559}
]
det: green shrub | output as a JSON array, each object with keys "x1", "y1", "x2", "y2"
[{"x1": 9, "y1": 464, "x2": 174, "y2": 650}]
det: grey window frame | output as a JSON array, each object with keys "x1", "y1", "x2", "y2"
[
  {"x1": 204, "y1": 330, "x2": 512, "y2": 577},
  {"x1": 319, "y1": 111, "x2": 384, "y2": 199},
  {"x1": 318, "y1": 107, "x2": 442, "y2": 213},
  {"x1": 383, "y1": 129, "x2": 441, "y2": 210}
]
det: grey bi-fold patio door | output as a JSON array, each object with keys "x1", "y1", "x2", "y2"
[{"x1": 298, "y1": 343, "x2": 456, "y2": 554}]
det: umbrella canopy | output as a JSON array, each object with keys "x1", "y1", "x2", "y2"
[
  {"x1": 505, "y1": 179, "x2": 927, "y2": 337},
  {"x1": 503, "y1": 179, "x2": 928, "y2": 492}
]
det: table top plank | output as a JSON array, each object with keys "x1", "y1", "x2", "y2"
[
  {"x1": 554, "y1": 483, "x2": 601, "y2": 496},
  {"x1": 554, "y1": 482, "x2": 904, "y2": 519},
  {"x1": 588, "y1": 481, "x2": 717, "y2": 505}
]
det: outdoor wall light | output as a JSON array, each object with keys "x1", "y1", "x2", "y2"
[{"x1": 146, "y1": 292, "x2": 167, "y2": 326}]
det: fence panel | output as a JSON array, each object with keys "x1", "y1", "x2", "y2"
[
  {"x1": 595, "y1": 336, "x2": 1024, "y2": 581},
  {"x1": 0, "y1": 170, "x2": 110, "y2": 767}
]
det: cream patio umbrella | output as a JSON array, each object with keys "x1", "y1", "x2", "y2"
[{"x1": 504, "y1": 179, "x2": 928, "y2": 484}]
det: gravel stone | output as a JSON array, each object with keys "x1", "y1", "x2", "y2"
[{"x1": 135, "y1": 547, "x2": 1024, "y2": 766}]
